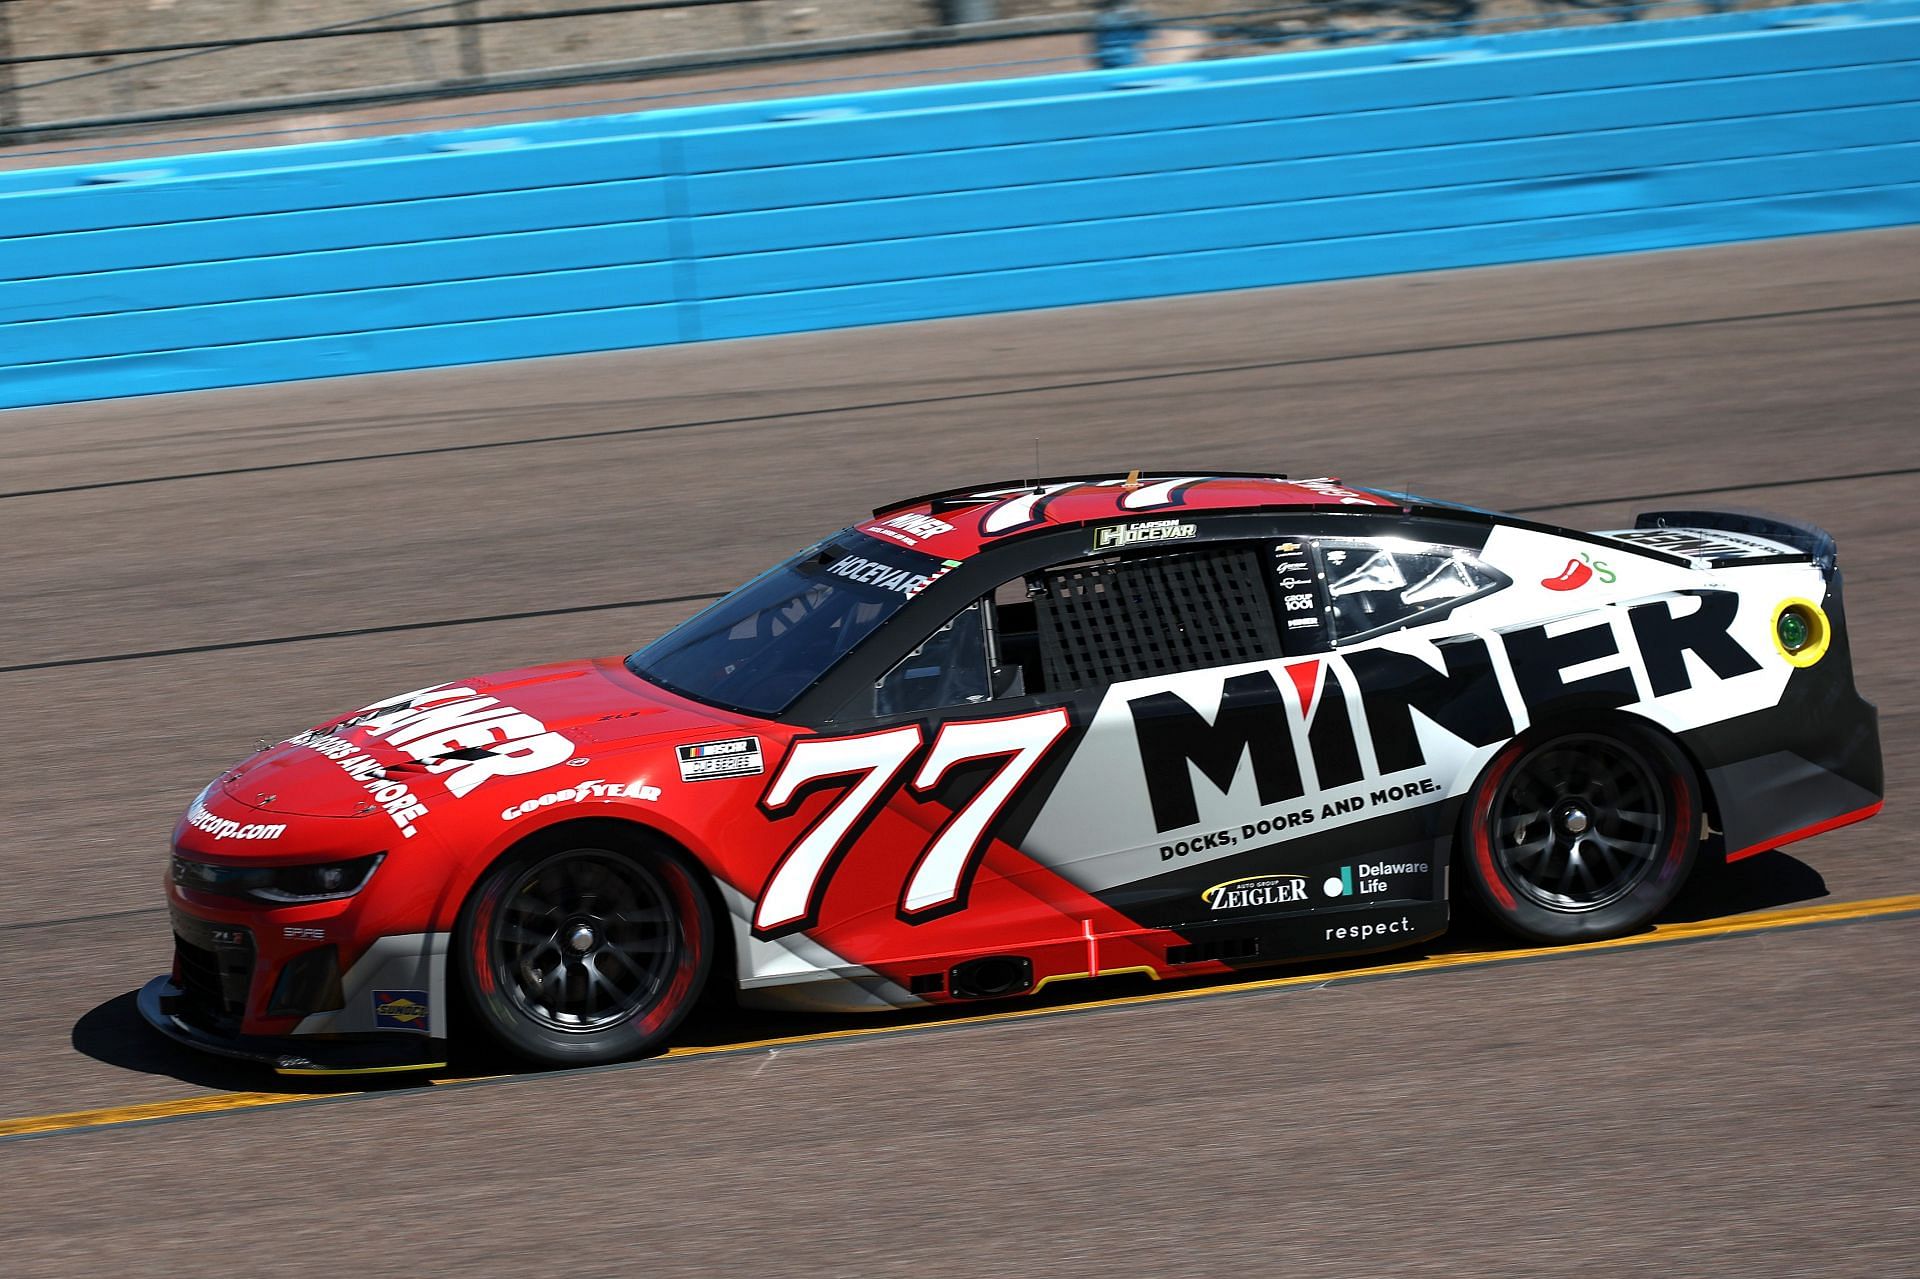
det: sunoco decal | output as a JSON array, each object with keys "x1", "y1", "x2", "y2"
[{"x1": 372, "y1": 989, "x2": 431, "y2": 1033}]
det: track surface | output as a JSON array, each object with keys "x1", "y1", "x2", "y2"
[{"x1": 1, "y1": 229, "x2": 1916, "y2": 1274}]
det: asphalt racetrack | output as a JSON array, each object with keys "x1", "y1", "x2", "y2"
[{"x1": 1, "y1": 228, "x2": 1916, "y2": 1275}]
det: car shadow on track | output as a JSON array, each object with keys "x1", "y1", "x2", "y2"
[
  {"x1": 68, "y1": 851, "x2": 1828, "y2": 1094},
  {"x1": 69, "y1": 993, "x2": 454, "y2": 1096},
  {"x1": 1662, "y1": 848, "x2": 1829, "y2": 923}
]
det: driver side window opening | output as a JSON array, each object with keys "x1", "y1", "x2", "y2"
[
  {"x1": 1031, "y1": 545, "x2": 1284, "y2": 688},
  {"x1": 873, "y1": 601, "x2": 1000, "y2": 717},
  {"x1": 872, "y1": 543, "x2": 1301, "y2": 716}
]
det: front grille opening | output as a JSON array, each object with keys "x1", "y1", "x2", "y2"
[
  {"x1": 174, "y1": 930, "x2": 254, "y2": 1032},
  {"x1": 1167, "y1": 936, "x2": 1261, "y2": 966},
  {"x1": 267, "y1": 945, "x2": 344, "y2": 1018}
]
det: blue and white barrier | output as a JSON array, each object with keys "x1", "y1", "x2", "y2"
[{"x1": 1, "y1": 0, "x2": 1916, "y2": 409}]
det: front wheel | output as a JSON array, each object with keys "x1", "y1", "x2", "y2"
[
  {"x1": 457, "y1": 826, "x2": 714, "y2": 1066},
  {"x1": 1461, "y1": 725, "x2": 1700, "y2": 943}
]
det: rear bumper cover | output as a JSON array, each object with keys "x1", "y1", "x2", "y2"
[{"x1": 139, "y1": 975, "x2": 447, "y2": 1075}]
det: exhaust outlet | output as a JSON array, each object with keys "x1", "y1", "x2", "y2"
[{"x1": 948, "y1": 955, "x2": 1033, "y2": 1000}]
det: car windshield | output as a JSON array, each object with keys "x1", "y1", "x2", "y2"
[{"x1": 627, "y1": 532, "x2": 949, "y2": 715}]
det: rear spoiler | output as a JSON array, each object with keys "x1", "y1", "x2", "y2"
[{"x1": 1633, "y1": 508, "x2": 1837, "y2": 574}]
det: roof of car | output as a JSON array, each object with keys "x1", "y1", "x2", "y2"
[{"x1": 856, "y1": 473, "x2": 1405, "y2": 561}]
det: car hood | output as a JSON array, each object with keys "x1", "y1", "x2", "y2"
[{"x1": 217, "y1": 656, "x2": 750, "y2": 821}]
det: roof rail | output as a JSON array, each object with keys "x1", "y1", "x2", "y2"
[{"x1": 870, "y1": 470, "x2": 1290, "y2": 518}]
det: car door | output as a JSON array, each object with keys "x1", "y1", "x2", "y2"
[
  {"x1": 1019, "y1": 520, "x2": 1514, "y2": 932},
  {"x1": 984, "y1": 530, "x2": 1335, "y2": 929}
]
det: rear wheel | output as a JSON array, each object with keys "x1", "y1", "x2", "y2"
[
  {"x1": 457, "y1": 827, "x2": 713, "y2": 1066},
  {"x1": 1462, "y1": 725, "x2": 1699, "y2": 943}
]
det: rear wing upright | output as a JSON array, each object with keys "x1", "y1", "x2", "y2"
[{"x1": 1629, "y1": 509, "x2": 1837, "y2": 574}]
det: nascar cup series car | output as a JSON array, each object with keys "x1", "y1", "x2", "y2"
[{"x1": 141, "y1": 474, "x2": 1882, "y2": 1072}]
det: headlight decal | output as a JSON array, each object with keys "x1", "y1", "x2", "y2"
[{"x1": 170, "y1": 852, "x2": 384, "y2": 904}]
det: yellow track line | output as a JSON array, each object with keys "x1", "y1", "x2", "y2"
[{"x1": 5, "y1": 892, "x2": 1915, "y2": 1142}]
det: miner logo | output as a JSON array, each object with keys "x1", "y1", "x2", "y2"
[
  {"x1": 1201, "y1": 874, "x2": 1308, "y2": 912},
  {"x1": 372, "y1": 989, "x2": 431, "y2": 1033}
]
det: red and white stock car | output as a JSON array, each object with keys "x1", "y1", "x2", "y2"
[{"x1": 142, "y1": 474, "x2": 1882, "y2": 1072}]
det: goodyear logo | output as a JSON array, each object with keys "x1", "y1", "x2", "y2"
[{"x1": 372, "y1": 989, "x2": 430, "y2": 1032}]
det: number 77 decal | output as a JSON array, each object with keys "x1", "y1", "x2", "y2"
[{"x1": 752, "y1": 708, "x2": 1072, "y2": 938}]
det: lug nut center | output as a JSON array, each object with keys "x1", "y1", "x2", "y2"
[{"x1": 565, "y1": 924, "x2": 597, "y2": 953}]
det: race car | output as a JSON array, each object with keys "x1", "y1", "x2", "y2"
[{"x1": 141, "y1": 473, "x2": 1883, "y2": 1073}]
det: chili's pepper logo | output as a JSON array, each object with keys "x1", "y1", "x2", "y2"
[{"x1": 1542, "y1": 552, "x2": 1616, "y2": 592}]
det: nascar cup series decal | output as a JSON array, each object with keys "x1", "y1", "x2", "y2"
[{"x1": 678, "y1": 737, "x2": 764, "y2": 782}]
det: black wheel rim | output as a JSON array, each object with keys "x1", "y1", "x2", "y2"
[
  {"x1": 489, "y1": 849, "x2": 679, "y2": 1032},
  {"x1": 1490, "y1": 733, "x2": 1670, "y2": 913}
]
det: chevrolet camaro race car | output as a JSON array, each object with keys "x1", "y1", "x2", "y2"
[{"x1": 142, "y1": 474, "x2": 1883, "y2": 1073}]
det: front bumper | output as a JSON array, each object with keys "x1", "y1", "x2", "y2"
[{"x1": 139, "y1": 975, "x2": 448, "y2": 1076}]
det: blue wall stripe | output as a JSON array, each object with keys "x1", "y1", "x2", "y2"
[
  {"x1": 5, "y1": 262, "x2": 680, "y2": 363},
  {"x1": 680, "y1": 63, "x2": 1920, "y2": 214},
  {"x1": 674, "y1": 21, "x2": 1920, "y2": 171},
  {"x1": 0, "y1": 138, "x2": 668, "y2": 237},
  {"x1": 0, "y1": 303, "x2": 683, "y2": 407},
  {"x1": 691, "y1": 181, "x2": 1920, "y2": 341},
  {"x1": 686, "y1": 144, "x2": 1920, "y2": 298},
  {"x1": 0, "y1": 181, "x2": 670, "y2": 281},
  {"x1": 0, "y1": 223, "x2": 662, "y2": 323},
  {"x1": 686, "y1": 102, "x2": 1920, "y2": 255}
]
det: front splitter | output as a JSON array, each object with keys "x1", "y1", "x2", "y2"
[{"x1": 138, "y1": 976, "x2": 447, "y2": 1076}]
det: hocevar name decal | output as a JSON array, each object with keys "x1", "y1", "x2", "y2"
[{"x1": 825, "y1": 554, "x2": 936, "y2": 597}]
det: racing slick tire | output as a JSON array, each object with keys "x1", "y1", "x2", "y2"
[
  {"x1": 1460, "y1": 722, "x2": 1700, "y2": 944},
  {"x1": 456, "y1": 823, "x2": 714, "y2": 1066}
]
